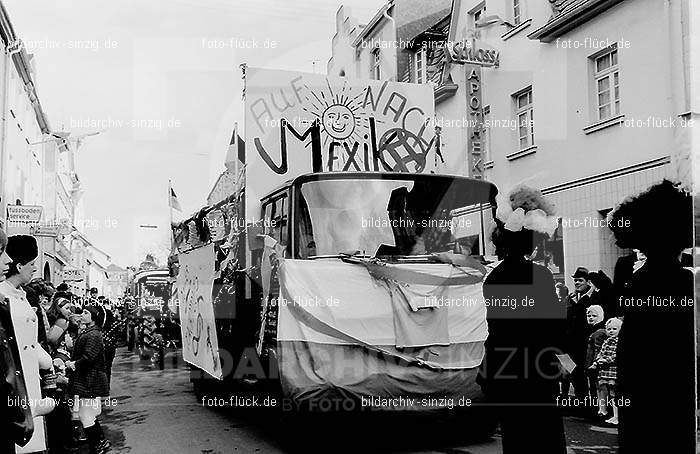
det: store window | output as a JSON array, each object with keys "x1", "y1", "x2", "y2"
[
  {"x1": 371, "y1": 47, "x2": 382, "y2": 80},
  {"x1": 593, "y1": 47, "x2": 620, "y2": 121},
  {"x1": 414, "y1": 45, "x2": 427, "y2": 83},
  {"x1": 513, "y1": 87, "x2": 534, "y2": 149}
]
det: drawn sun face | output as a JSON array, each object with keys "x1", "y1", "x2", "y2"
[
  {"x1": 322, "y1": 104, "x2": 355, "y2": 140},
  {"x1": 301, "y1": 79, "x2": 371, "y2": 149}
]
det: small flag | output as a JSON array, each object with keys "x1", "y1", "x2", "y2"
[
  {"x1": 169, "y1": 187, "x2": 182, "y2": 212},
  {"x1": 224, "y1": 123, "x2": 238, "y2": 172}
]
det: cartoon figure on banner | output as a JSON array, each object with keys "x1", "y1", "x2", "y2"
[
  {"x1": 176, "y1": 244, "x2": 221, "y2": 378},
  {"x1": 190, "y1": 300, "x2": 204, "y2": 356},
  {"x1": 205, "y1": 325, "x2": 219, "y2": 372},
  {"x1": 180, "y1": 264, "x2": 204, "y2": 356}
]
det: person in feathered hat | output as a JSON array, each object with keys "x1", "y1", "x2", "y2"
[
  {"x1": 480, "y1": 185, "x2": 566, "y2": 453},
  {"x1": 0, "y1": 235, "x2": 56, "y2": 453},
  {"x1": 608, "y1": 180, "x2": 694, "y2": 453}
]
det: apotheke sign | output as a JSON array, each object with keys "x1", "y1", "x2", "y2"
[{"x1": 447, "y1": 38, "x2": 499, "y2": 67}]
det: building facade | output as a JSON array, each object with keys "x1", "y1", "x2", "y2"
[
  {"x1": 104, "y1": 263, "x2": 128, "y2": 300},
  {"x1": 0, "y1": 1, "x2": 113, "y2": 288},
  {"x1": 329, "y1": 0, "x2": 694, "y2": 287},
  {"x1": 0, "y1": 2, "x2": 56, "y2": 282},
  {"x1": 41, "y1": 133, "x2": 84, "y2": 283},
  {"x1": 453, "y1": 0, "x2": 692, "y2": 286}
]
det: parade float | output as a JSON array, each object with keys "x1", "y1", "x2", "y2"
[
  {"x1": 130, "y1": 268, "x2": 180, "y2": 365},
  {"x1": 170, "y1": 69, "x2": 499, "y2": 427}
]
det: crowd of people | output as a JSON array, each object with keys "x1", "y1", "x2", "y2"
[
  {"x1": 479, "y1": 180, "x2": 694, "y2": 453},
  {"x1": 1, "y1": 179, "x2": 694, "y2": 454},
  {"x1": 0, "y1": 233, "x2": 129, "y2": 454},
  {"x1": 557, "y1": 265, "x2": 625, "y2": 425}
]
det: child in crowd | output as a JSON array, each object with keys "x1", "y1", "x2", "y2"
[
  {"x1": 584, "y1": 305, "x2": 608, "y2": 418},
  {"x1": 589, "y1": 317, "x2": 622, "y2": 425}
]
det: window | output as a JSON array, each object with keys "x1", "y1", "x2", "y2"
[
  {"x1": 414, "y1": 45, "x2": 427, "y2": 83},
  {"x1": 371, "y1": 47, "x2": 381, "y2": 80},
  {"x1": 594, "y1": 47, "x2": 620, "y2": 121},
  {"x1": 513, "y1": 0, "x2": 521, "y2": 25},
  {"x1": 482, "y1": 105, "x2": 492, "y2": 164},
  {"x1": 262, "y1": 193, "x2": 289, "y2": 245},
  {"x1": 514, "y1": 88, "x2": 534, "y2": 149},
  {"x1": 470, "y1": 2, "x2": 486, "y2": 28}
]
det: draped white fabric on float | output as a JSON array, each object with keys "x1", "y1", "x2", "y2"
[
  {"x1": 277, "y1": 259, "x2": 488, "y2": 362},
  {"x1": 275, "y1": 258, "x2": 489, "y2": 408}
]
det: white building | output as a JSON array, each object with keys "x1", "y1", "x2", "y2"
[
  {"x1": 329, "y1": 0, "x2": 695, "y2": 286},
  {"x1": 0, "y1": 2, "x2": 105, "y2": 286},
  {"x1": 104, "y1": 263, "x2": 128, "y2": 300},
  {"x1": 0, "y1": 2, "x2": 55, "y2": 282},
  {"x1": 67, "y1": 229, "x2": 114, "y2": 296},
  {"x1": 40, "y1": 133, "x2": 84, "y2": 282}
]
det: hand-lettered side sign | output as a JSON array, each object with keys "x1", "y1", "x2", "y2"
[
  {"x1": 176, "y1": 243, "x2": 222, "y2": 379},
  {"x1": 244, "y1": 68, "x2": 443, "y2": 220}
]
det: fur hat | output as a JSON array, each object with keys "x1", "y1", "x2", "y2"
[
  {"x1": 607, "y1": 180, "x2": 692, "y2": 256},
  {"x1": 495, "y1": 185, "x2": 558, "y2": 236},
  {"x1": 6, "y1": 235, "x2": 38, "y2": 265}
]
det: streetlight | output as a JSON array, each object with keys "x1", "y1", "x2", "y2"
[{"x1": 30, "y1": 130, "x2": 105, "y2": 152}]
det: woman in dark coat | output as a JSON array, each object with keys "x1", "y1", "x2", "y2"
[
  {"x1": 479, "y1": 186, "x2": 567, "y2": 453},
  {"x1": 66, "y1": 305, "x2": 111, "y2": 454},
  {"x1": 608, "y1": 180, "x2": 695, "y2": 453}
]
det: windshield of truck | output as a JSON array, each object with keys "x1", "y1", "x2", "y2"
[{"x1": 295, "y1": 177, "x2": 494, "y2": 259}]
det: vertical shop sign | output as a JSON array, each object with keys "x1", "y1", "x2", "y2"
[{"x1": 466, "y1": 65, "x2": 484, "y2": 179}]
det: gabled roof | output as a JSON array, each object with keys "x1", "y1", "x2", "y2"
[
  {"x1": 528, "y1": 0, "x2": 626, "y2": 42},
  {"x1": 351, "y1": 0, "x2": 394, "y2": 47}
]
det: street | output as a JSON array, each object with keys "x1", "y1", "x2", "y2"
[{"x1": 99, "y1": 348, "x2": 619, "y2": 454}]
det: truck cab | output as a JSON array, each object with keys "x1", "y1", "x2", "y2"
[{"x1": 250, "y1": 172, "x2": 498, "y2": 413}]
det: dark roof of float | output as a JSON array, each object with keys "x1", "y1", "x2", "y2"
[{"x1": 291, "y1": 172, "x2": 498, "y2": 203}]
